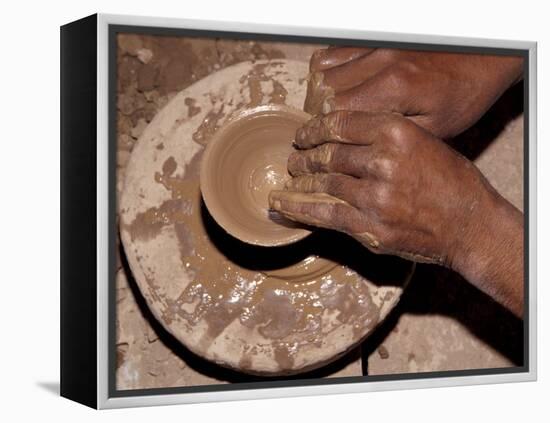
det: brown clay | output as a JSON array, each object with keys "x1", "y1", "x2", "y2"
[{"x1": 200, "y1": 104, "x2": 313, "y2": 246}]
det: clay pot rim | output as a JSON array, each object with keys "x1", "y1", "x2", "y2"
[{"x1": 200, "y1": 104, "x2": 312, "y2": 247}]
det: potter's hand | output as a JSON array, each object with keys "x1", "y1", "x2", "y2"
[
  {"x1": 269, "y1": 111, "x2": 524, "y2": 316},
  {"x1": 305, "y1": 47, "x2": 523, "y2": 139}
]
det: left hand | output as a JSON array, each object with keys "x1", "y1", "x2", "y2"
[{"x1": 304, "y1": 47, "x2": 523, "y2": 139}]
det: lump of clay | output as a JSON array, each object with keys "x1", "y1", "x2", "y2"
[{"x1": 201, "y1": 105, "x2": 312, "y2": 246}]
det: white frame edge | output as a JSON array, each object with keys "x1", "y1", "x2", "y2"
[{"x1": 96, "y1": 13, "x2": 537, "y2": 409}]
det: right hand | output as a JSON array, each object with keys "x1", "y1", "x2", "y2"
[
  {"x1": 269, "y1": 111, "x2": 525, "y2": 316},
  {"x1": 270, "y1": 110, "x2": 500, "y2": 267},
  {"x1": 304, "y1": 47, "x2": 523, "y2": 139}
]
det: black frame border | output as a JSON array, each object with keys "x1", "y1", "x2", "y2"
[{"x1": 60, "y1": 14, "x2": 98, "y2": 409}]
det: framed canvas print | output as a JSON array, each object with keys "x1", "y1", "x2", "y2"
[{"x1": 60, "y1": 13, "x2": 537, "y2": 409}]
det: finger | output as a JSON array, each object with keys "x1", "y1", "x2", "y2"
[
  {"x1": 288, "y1": 144, "x2": 371, "y2": 178},
  {"x1": 303, "y1": 71, "x2": 336, "y2": 116},
  {"x1": 295, "y1": 110, "x2": 397, "y2": 149},
  {"x1": 333, "y1": 66, "x2": 412, "y2": 114},
  {"x1": 310, "y1": 47, "x2": 375, "y2": 72},
  {"x1": 322, "y1": 49, "x2": 396, "y2": 93},
  {"x1": 268, "y1": 190, "x2": 367, "y2": 234},
  {"x1": 332, "y1": 80, "x2": 432, "y2": 136},
  {"x1": 284, "y1": 173, "x2": 367, "y2": 209}
]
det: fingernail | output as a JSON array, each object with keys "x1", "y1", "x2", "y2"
[
  {"x1": 295, "y1": 127, "x2": 306, "y2": 144},
  {"x1": 310, "y1": 50, "x2": 326, "y2": 71},
  {"x1": 268, "y1": 192, "x2": 282, "y2": 210}
]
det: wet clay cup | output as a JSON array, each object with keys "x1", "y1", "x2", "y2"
[{"x1": 200, "y1": 104, "x2": 312, "y2": 246}]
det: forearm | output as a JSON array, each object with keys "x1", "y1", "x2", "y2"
[
  {"x1": 442, "y1": 55, "x2": 525, "y2": 137},
  {"x1": 478, "y1": 55, "x2": 524, "y2": 89},
  {"x1": 468, "y1": 55, "x2": 524, "y2": 113},
  {"x1": 451, "y1": 187, "x2": 524, "y2": 317}
]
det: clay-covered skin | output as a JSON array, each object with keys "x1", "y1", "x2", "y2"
[
  {"x1": 269, "y1": 111, "x2": 524, "y2": 317},
  {"x1": 200, "y1": 105, "x2": 312, "y2": 246},
  {"x1": 304, "y1": 47, "x2": 524, "y2": 139},
  {"x1": 303, "y1": 72, "x2": 335, "y2": 117}
]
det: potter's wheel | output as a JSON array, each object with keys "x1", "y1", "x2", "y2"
[{"x1": 120, "y1": 59, "x2": 414, "y2": 375}]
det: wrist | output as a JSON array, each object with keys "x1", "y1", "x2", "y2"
[
  {"x1": 448, "y1": 180, "x2": 524, "y2": 316},
  {"x1": 473, "y1": 55, "x2": 524, "y2": 107}
]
